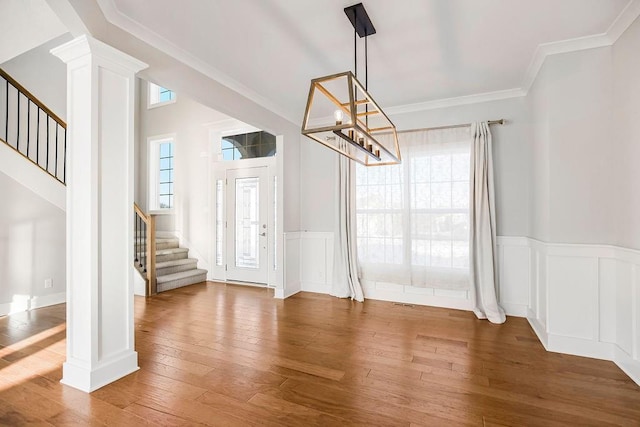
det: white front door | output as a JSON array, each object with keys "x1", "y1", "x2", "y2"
[{"x1": 226, "y1": 167, "x2": 269, "y2": 284}]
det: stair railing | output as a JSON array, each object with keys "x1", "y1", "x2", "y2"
[
  {"x1": 0, "y1": 68, "x2": 67, "y2": 184},
  {"x1": 134, "y1": 203, "x2": 156, "y2": 295}
]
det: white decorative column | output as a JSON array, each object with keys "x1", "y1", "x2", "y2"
[{"x1": 51, "y1": 35, "x2": 147, "y2": 392}]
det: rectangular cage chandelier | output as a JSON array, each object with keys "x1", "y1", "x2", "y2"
[{"x1": 301, "y1": 3, "x2": 401, "y2": 166}]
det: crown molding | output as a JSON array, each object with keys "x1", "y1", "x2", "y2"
[
  {"x1": 606, "y1": 0, "x2": 640, "y2": 44},
  {"x1": 50, "y1": 34, "x2": 147, "y2": 73},
  {"x1": 386, "y1": 88, "x2": 526, "y2": 116},
  {"x1": 95, "y1": 0, "x2": 640, "y2": 122},
  {"x1": 94, "y1": 0, "x2": 299, "y2": 125},
  {"x1": 521, "y1": 0, "x2": 640, "y2": 93}
]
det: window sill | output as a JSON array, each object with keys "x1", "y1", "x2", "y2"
[
  {"x1": 147, "y1": 99, "x2": 177, "y2": 110},
  {"x1": 149, "y1": 209, "x2": 174, "y2": 215}
]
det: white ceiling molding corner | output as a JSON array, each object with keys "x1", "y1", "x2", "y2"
[
  {"x1": 95, "y1": 0, "x2": 300, "y2": 125},
  {"x1": 386, "y1": 88, "x2": 526, "y2": 116},
  {"x1": 521, "y1": 0, "x2": 640, "y2": 94},
  {"x1": 606, "y1": 0, "x2": 640, "y2": 43}
]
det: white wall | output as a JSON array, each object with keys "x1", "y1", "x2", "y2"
[
  {"x1": 612, "y1": 14, "x2": 640, "y2": 251},
  {"x1": 528, "y1": 47, "x2": 616, "y2": 245},
  {"x1": 523, "y1": 16, "x2": 640, "y2": 385},
  {"x1": 0, "y1": 34, "x2": 70, "y2": 316},
  {"x1": 0, "y1": 171, "x2": 65, "y2": 315},
  {"x1": 1, "y1": 33, "x2": 72, "y2": 121}
]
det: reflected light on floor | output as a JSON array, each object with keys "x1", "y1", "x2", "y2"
[{"x1": 0, "y1": 323, "x2": 66, "y2": 392}]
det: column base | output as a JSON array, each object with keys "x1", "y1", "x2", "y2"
[{"x1": 61, "y1": 351, "x2": 139, "y2": 392}]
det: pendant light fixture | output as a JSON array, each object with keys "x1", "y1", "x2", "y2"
[{"x1": 301, "y1": 3, "x2": 401, "y2": 166}]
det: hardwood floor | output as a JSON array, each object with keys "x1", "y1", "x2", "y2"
[{"x1": 0, "y1": 282, "x2": 639, "y2": 426}]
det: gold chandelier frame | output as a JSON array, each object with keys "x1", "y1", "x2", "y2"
[{"x1": 301, "y1": 71, "x2": 401, "y2": 166}]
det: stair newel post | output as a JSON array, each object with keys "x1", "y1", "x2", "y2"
[{"x1": 148, "y1": 214, "x2": 156, "y2": 295}]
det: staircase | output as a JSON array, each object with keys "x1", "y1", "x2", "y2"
[{"x1": 136, "y1": 231, "x2": 207, "y2": 293}]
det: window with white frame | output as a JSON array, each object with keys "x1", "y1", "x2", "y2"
[
  {"x1": 148, "y1": 82, "x2": 176, "y2": 108},
  {"x1": 356, "y1": 127, "x2": 471, "y2": 290},
  {"x1": 149, "y1": 136, "x2": 175, "y2": 211}
]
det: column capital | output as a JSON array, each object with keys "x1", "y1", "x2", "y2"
[{"x1": 51, "y1": 34, "x2": 147, "y2": 73}]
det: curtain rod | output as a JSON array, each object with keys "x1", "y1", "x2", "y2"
[{"x1": 396, "y1": 119, "x2": 505, "y2": 134}]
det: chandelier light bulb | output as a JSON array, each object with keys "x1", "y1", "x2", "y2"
[{"x1": 334, "y1": 109, "x2": 344, "y2": 125}]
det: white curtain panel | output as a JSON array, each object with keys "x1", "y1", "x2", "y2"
[
  {"x1": 333, "y1": 142, "x2": 365, "y2": 302},
  {"x1": 469, "y1": 122, "x2": 506, "y2": 324},
  {"x1": 356, "y1": 128, "x2": 471, "y2": 289}
]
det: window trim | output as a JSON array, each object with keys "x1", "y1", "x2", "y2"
[
  {"x1": 148, "y1": 134, "x2": 176, "y2": 213},
  {"x1": 147, "y1": 81, "x2": 177, "y2": 109}
]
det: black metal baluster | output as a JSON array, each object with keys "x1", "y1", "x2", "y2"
[
  {"x1": 16, "y1": 92, "x2": 20, "y2": 151},
  {"x1": 63, "y1": 129, "x2": 67, "y2": 184},
  {"x1": 55, "y1": 122, "x2": 59, "y2": 178},
  {"x1": 5, "y1": 79, "x2": 8, "y2": 143},
  {"x1": 139, "y1": 216, "x2": 143, "y2": 268},
  {"x1": 26, "y1": 99, "x2": 30, "y2": 157},
  {"x1": 143, "y1": 221, "x2": 147, "y2": 273},
  {"x1": 46, "y1": 116, "x2": 49, "y2": 172},
  {"x1": 134, "y1": 213, "x2": 139, "y2": 264},
  {"x1": 36, "y1": 107, "x2": 40, "y2": 167}
]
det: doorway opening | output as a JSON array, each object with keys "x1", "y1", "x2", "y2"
[{"x1": 211, "y1": 123, "x2": 280, "y2": 288}]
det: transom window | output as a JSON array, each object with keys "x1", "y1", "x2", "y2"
[
  {"x1": 221, "y1": 131, "x2": 276, "y2": 161},
  {"x1": 148, "y1": 82, "x2": 176, "y2": 108}
]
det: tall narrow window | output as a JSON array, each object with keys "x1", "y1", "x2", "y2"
[
  {"x1": 356, "y1": 128, "x2": 471, "y2": 290},
  {"x1": 158, "y1": 142, "x2": 174, "y2": 208},
  {"x1": 215, "y1": 179, "x2": 224, "y2": 266},
  {"x1": 149, "y1": 136, "x2": 175, "y2": 211}
]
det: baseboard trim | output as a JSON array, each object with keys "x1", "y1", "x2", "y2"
[
  {"x1": 547, "y1": 333, "x2": 614, "y2": 361},
  {"x1": 284, "y1": 289, "x2": 301, "y2": 299},
  {"x1": 0, "y1": 292, "x2": 66, "y2": 317},
  {"x1": 61, "y1": 351, "x2": 139, "y2": 393},
  {"x1": 614, "y1": 346, "x2": 640, "y2": 387},
  {"x1": 301, "y1": 282, "x2": 331, "y2": 294},
  {"x1": 363, "y1": 286, "x2": 474, "y2": 311},
  {"x1": 528, "y1": 310, "x2": 640, "y2": 386},
  {"x1": 501, "y1": 302, "x2": 528, "y2": 318},
  {"x1": 527, "y1": 310, "x2": 549, "y2": 349}
]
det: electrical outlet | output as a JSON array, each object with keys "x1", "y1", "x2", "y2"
[{"x1": 44, "y1": 278, "x2": 53, "y2": 289}]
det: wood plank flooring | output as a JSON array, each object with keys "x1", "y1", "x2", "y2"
[{"x1": 0, "y1": 282, "x2": 639, "y2": 426}]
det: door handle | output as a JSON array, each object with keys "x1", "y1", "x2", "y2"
[{"x1": 260, "y1": 232, "x2": 266, "y2": 237}]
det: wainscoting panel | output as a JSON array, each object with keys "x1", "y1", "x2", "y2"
[
  {"x1": 282, "y1": 232, "x2": 301, "y2": 298},
  {"x1": 548, "y1": 255, "x2": 598, "y2": 341},
  {"x1": 598, "y1": 258, "x2": 618, "y2": 345},
  {"x1": 524, "y1": 239, "x2": 640, "y2": 385},
  {"x1": 497, "y1": 237, "x2": 530, "y2": 317},
  {"x1": 299, "y1": 232, "x2": 333, "y2": 294}
]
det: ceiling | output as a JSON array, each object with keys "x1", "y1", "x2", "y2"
[
  {"x1": 87, "y1": 1, "x2": 638, "y2": 122},
  {"x1": 0, "y1": 0, "x2": 67, "y2": 64}
]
